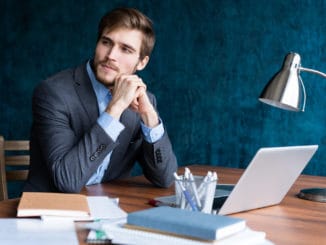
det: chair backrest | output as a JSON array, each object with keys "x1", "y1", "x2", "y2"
[{"x1": 0, "y1": 135, "x2": 30, "y2": 201}]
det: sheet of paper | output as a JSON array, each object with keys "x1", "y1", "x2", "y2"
[
  {"x1": 41, "y1": 196, "x2": 127, "y2": 222},
  {"x1": 102, "y1": 222, "x2": 274, "y2": 245},
  {"x1": 87, "y1": 196, "x2": 127, "y2": 220},
  {"x1": 0, "y1": 218, "x2": 78, "y2": 245}
]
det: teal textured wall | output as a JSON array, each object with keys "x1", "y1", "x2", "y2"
[{"x1": 1, "y1": 0, "x2": 326, "y2": 188}]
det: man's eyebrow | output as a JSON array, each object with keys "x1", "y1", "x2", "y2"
[
  {"x1": 101, "y1": 36, "x2": 111, "y2": 41},
  {"x1": 101, "y1": 35, "x2": 137, "y2": 52},
  {"x1": 121, "y1": 43, "x2": 137, "y2": 52}
]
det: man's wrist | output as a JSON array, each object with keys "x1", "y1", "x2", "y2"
[
  {"x1": 98, "y1": 112, "x2": 125, "y2": 141},
  {"x1": 141, "y1": 118, "x2": 164, "y2": 143},
  {"x1": 141, "y1": 109, "x2": 159, "y2": 128},
  {"x1": 106, "y1": 103, "x2": 124, "y2": 120}
]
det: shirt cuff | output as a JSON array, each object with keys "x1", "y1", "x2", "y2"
[
  {"x1": 141, "y1": 118, "x2": 164, "y2": 143},
  {"x1": 97, "y1": 112, "x2": 125, "y2": 141}
]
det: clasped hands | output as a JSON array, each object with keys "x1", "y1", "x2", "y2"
[{"x1": 106, "y1": 74, "x2": 159, "y2": 127}]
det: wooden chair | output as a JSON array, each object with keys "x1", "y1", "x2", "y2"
[{"x1": 0, "y1": 135, "x2": 30, "y2": 201}]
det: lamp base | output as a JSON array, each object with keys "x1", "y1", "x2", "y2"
[{"x1": 297, "y1": 188, "x2": 326, "y2": 202}]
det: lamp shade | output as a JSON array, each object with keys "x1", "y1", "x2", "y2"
[{"x1": 259, "y1": 53, "x2": 305, "y2": 111}]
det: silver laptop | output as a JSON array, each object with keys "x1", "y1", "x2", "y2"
[{"x1": 156, "y1": 145, "x2": 318, "y2": 215}]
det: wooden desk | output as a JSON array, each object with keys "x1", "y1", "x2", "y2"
[{"x1": 0, "y1": 165, "x2": 325, "y2": 244}]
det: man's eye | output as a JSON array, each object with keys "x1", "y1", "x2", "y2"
[
  {"x1": 102, "y1": 39, "x2": 112, "y2": 46},
  {"x1": 121, "y1": 46, "x2": 133, "y2": 54}
]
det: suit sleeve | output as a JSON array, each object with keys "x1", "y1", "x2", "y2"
[{"x1": 137, "y1": 94, "x2": 178, "y2": 187}]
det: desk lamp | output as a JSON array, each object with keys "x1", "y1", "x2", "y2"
[{"x1": 259, "y1": 52, "x2": 326, "y2": 202}]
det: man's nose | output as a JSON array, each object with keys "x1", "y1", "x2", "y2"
[{"x1": 106, "y1": 45, "x2": 119, "y2": 60}]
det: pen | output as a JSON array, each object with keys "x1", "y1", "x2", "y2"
[
  {"x1": 174, "y1": 173, "x2": 186, "y2": 208},
  {"x1": 202, "y1": 171, "x2": 218, "y2": 213},
  {"x1": 174, "y1": 172, "x2": 199, "y2": 212},
  {"x1": 148, "y1": 199, "x2": 177, "y2": 208},
  {"x1": 185, "y1": 168, "x2": 202, "y2": 209},
  {"x1": 197, "y1": 172, "x2": 210, "y2": 195}
]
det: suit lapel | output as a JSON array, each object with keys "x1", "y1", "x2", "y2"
[{"x1": 73, "y1": 63, "x2": 99, "y2": 122}]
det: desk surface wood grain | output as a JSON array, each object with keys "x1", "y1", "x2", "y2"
[{"x1": 0, "y1": 165, "x2": 325, "y2": 245}]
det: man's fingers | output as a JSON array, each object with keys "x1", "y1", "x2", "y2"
[
  {"x1": 132, "y1": 97, "x2": 139, "y2": 106},
  {"x1": 116, "y1": 74, "x2": 146, "y2": 89}
]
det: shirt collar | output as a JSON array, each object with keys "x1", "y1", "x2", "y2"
[{"x1": 86, "y1": 60, "x2": 110, "y2": 102}]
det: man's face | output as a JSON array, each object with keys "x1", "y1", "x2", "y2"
[{"x1": 93, "y1": 27, "x2": 148, "y2": 87}]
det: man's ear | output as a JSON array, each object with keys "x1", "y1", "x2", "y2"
[{"x1": 136, "y1": 56, "x2": 149, "y2": 71}]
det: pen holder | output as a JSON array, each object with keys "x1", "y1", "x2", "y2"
[{"x1": 175, "y1": 175, "x2": 217, "y2": 214}]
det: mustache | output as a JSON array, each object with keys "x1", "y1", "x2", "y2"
[{"x1": 100, "y1": 61, "x2": 120, "y2": 73}]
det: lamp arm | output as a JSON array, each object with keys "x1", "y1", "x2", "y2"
[{"x1": 299, "y1": 67, "x2": 326, "y2": 79}]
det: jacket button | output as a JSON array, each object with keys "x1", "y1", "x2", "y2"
[{"x1": 98, "y1": 144, "x2": 106, "y2": 151}]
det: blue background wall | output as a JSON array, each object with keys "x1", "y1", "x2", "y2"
[{"x1": 1, "y1": 0, "x2": 326, "y2": 196}]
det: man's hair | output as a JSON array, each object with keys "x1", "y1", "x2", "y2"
[{"x1": 97, "y1": 8, "x2": 156, "y2": 59}]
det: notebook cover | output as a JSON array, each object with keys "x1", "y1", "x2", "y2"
[
  {"x1": 127, "y1": 206, "x2": 246, "y2": 240},
  {"x1": 17, "y1": 192, "x2": 90, "y2": 218}
]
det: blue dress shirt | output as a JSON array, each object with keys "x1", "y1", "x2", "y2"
[{"x1": 86, "y1": 61, "x2": 164, "y2": 185}]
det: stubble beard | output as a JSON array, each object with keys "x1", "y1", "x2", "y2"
[
  {"x1": 94, "y1": 59, "x2": 140, "y2": 89},
  {"x1": 94, "y1": 63, "x2": 117, "y2": 89}
]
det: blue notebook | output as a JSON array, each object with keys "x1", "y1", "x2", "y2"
[{"x1": 126, "y1": 206, "x2": 246, "y2": 241}]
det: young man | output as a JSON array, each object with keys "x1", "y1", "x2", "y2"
[{"x1": 24, "y1": 8, "x2": 177, "y2": 193}]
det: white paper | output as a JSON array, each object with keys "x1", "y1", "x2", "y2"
[
  {"x1": 0, "y1": 218, "x2": 78, "y2": 245},
  {"x1": 102, "y1": 222, "x2": 274, "y2": 245},
  {"x1": 87, "y1": 196, "x2": 127, "y2": 220}
]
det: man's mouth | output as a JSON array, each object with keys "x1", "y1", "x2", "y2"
[{"x1": 100, "y1": 63, "x2": 119, "y2": 73}]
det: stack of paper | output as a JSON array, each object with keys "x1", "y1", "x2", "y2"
[{"x1": 102, "y1": 207, "x2": 274, "y2": 245}]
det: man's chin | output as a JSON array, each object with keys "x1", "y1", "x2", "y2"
[
  {"x1": 98, "y1": 79, "x2": 115, "y2": 88},
  {"x1": 95, "y1": 73, "x2": 115, "y2": 87}
]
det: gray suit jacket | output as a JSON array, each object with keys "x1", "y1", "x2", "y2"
[{"x1": 24, "y1": 62, "x2": 177, "y2": 193}]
